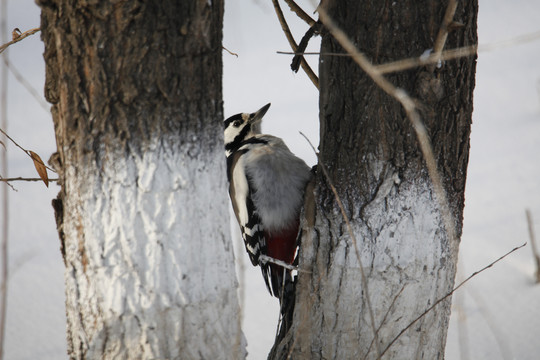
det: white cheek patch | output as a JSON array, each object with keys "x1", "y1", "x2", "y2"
[{"x1": 224, "y1": 127, "x2": 239, "y2": 147}]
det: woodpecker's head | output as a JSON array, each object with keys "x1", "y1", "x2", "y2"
[{"x1": 224, "y1": 103, "x2": 271, "y2": 156}]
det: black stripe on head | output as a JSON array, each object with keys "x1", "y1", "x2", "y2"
[
  {"x1": 226, "y1": 135, "x2": 269, "y2": 158},
  {"x1": 242, "y1": 138, "x2": 268, "y2": 146},
  {"x1": 225, "y1": 122, "x2": 253, "y2": 153},
  {"x1": 224, "y1": 113, "x2": 243, "y2": 128}
]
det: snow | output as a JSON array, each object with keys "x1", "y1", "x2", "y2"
[
  {"x1": 2, "y1": 0, "x2": 540, "y2": 359},
  {"x1": 420, "y1": 48, "x2": 433, "y2": 62}
]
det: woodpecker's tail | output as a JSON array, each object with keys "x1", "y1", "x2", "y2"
[
  {"x1": 261, "y1": 264, "x2": 294, "y2": 316},
  {"x1": 260, "y1": 263, "x2": 291, "y2": 298},
  {"x1": 271, "y1": 265, "x2": 292, "y2": 299}
]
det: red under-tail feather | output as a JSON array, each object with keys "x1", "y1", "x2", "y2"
[{"x1": 264, "y1": 220, "x2": 299, "y2": 299}]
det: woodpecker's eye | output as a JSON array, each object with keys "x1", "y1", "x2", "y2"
[{"x1": 233, "y1": 120, "x2": 242, "y2": 127}]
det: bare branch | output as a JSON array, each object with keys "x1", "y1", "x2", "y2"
[
  {"x1": 279, "y1": 46, "x2": 477, "y2": 74},
  {"x1": 379, "y1": 243, "x2": 527, "y2": 358},
  {"x1": 0, "y1": 27, "x2": 40, "y2": 55},
  {"x1": 429, "y1": 0, "x2": 458, "y2": 72},
  {"x1": 300, "y1": 132, "x2": 382, "y2": 358},
  {"x1": 0, "y1": 177, "x2": 16, "y2": 191},
  {"x1": 222, "y1": 45, "x2": 238, "y2": 58},
  {"x1": 278, "y1": 50, "x2": 349, "y2": 56},
  {"x1": 278, "y1": 29, "x2": 540, "y2": 74},
  {"x1": 363, "y1": 285, "x2": 406, "y2": 360},
  {"x1": 0, "y1": 177, "x2": 59, "y2": 183},
  {"x1": 525, "y1": 209, "x2": 540, "y2": 283},
  {"x1": 376, "y1": 45, "x2": 477, "y2": 74},
  {"x1": 291, "y1": 22, "x2": 321, "y2": 73},
  {"x1": 271, "y1": 0, "x2": 319, "y2": 90},
  {"x1": 0, "y1": 127, "x2": 56, "y2": 173},
  {"x1": 2, "y1": 57, "x2": 50, "y2": 112},
  {"x1": 283, "y1": 0, "x2": 316, "y2": 27}
]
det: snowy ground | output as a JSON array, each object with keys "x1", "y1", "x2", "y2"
[{"x1": 1, "y1": 0, "x2": 539, "y2": 359}]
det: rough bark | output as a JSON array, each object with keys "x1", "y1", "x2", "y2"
[
  {"x1": 271, "y1": 0, "x2": 477, "y2": 359},
  {"x1": 39, "y1": 1, "x2": 244, "y2": 359}
]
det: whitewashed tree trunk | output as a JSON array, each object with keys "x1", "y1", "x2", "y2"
[
  {"x1": 292, "y1": 171, "x2": 458, "y2": 359},
  {"x1": 60, "y1": 139, "x2": 243, "y2": 359},
  {"x1": 270, "y1": 1, "x2": 477, "y2": 358},
  {"x1": 39, "y1": 1, "x2": 244, "y2": 358}
]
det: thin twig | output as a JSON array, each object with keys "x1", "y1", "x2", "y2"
[
  {"x1": 376, "y1": 45, "x2": 477, "y2": 74},
  {"x1": 283, "y1": 0, "x2": 316, "y2": 26},
  {"x1": 271, "y1": 0, "x2": 319, "y2": 90},
  {"x1": 279, "y1": 46, "x2": 477, "y2": 74},
  {"x1": 0, "y1": 127, "x2": 56, "y2": 173},
  {"x1": 291, "y1": 22, "x2": 321, "y2": 73},
  {"x1": 429, "y1": 0, "x2": 458, "y2": 72},
  {"x1": 525, "y1": 209, "x2": 540, "y2": 283},
  {"x1": 278, "y1": 51, "x2": 355, "y2": 56},
  {"x1": 379, "y1": 243, "x2": 527, "y2": 358},
  {"x1": 0, "y1": 177, "x2": 59, "y2": 182},
  {"x1": 0, "y1": 27, "x2": 40, "y2": 55},
  {"x1": 363, "y1": 285, "x2": 406, "y2": 360},
  {"x1": 300, "y1": 132, "x2": 382, "y2": 359},
  {"x1": 2, "y1": 57, "x2": 50, "y2": 112},
  {"x1": 0, "y1": 177, "x2": 16, "y2": 191},
  {"x1": 222, "y1": 45, "x2": 238, "y2": 57},
  {"x1": 278, "y1": 29, "x2": 540, "y2": 74}
]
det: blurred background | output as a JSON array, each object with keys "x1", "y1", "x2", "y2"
[{"x1": 0, "y1": 0, "x2": 539, "y2": 359}]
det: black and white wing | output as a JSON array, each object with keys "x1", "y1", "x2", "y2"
[{"x1": 227, "y1": 150, "x2": 272, "y2": 292}]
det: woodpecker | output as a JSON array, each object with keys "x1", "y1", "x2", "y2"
[{"x1": 224, "y1": 103, "x2": 312, "y2": 300}]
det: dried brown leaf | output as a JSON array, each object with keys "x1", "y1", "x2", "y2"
[{"x1": 29, "y1": 150, "x2": 49, "y2": 187}]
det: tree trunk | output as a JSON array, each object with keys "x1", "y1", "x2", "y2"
[
  {"x1": 38, "y1": 1, "x2": 244, "y2": 359},
  {"x1": 271, "y1": 0, "x2": 477, "y2": 359}
]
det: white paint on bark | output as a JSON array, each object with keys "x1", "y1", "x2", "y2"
[
  {"x1": 294, "y1": 169, "x2": 457, "y2": 360},
  {"x1": 62, "y1": 138, "x2": 245, "y2": 359}
]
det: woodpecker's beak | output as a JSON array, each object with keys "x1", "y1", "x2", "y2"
[{"x1": 250, "y1": 103, "x2": 271, "y2": 125}]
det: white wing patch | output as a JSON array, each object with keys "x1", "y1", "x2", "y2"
[
  {"x1": 231, "y1": 155, "x2": 250, "y2": 226},
  {"x1": 229, "y1": 152, "x2": 267, "y2": 269}
]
